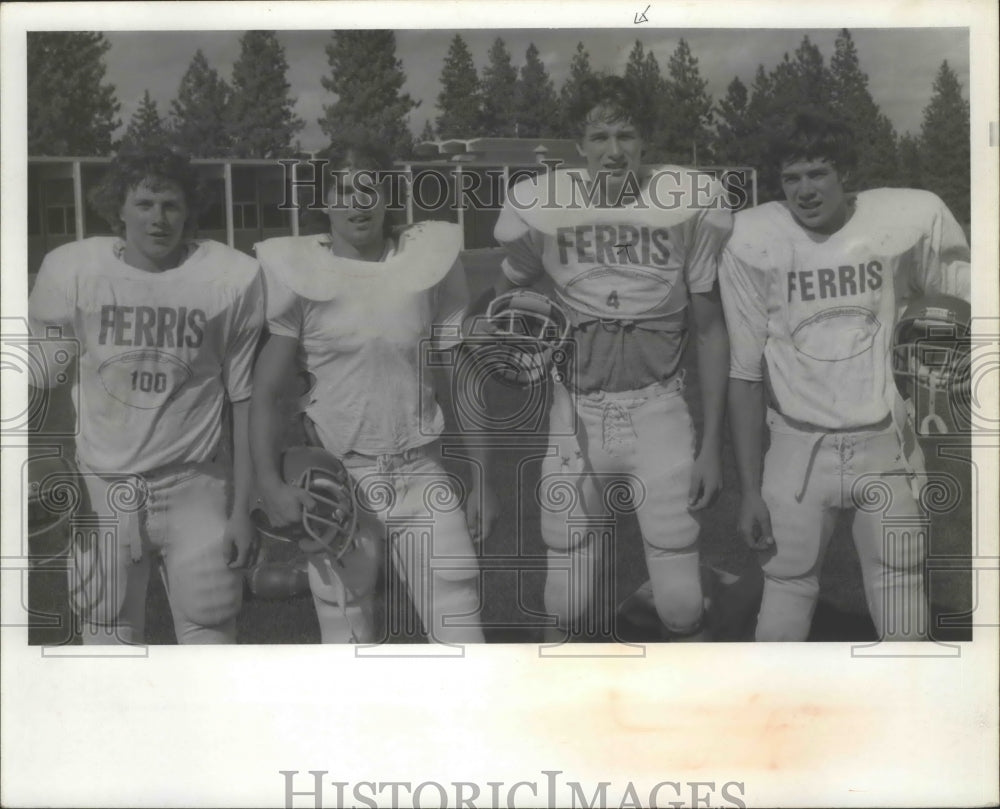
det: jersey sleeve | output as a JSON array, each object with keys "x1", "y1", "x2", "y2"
[
  {"x1": 685, "y1": 198, "x2": 734, "y2": 294},
  {"x1": 260, "y1": 262, "x2": 304, "y2": 339},
  {"x1": 920, "y1": 194, "x2": 971, "y2": 302},
  {"x1": 27, "y1": 249, "x2": 80, "y2": 386},
  {"x1": 28, "y1": 250, "x2": 77, "y2": 338},
  {"x1": 432, "y1": 258, "x2": 470, "y2": 350},
  {"x1": 494, "y1": 201, "x2": 546, "y2": 286},
  {"x1": 222, "y1": 270, "x2": 265, "y2": 402},
  {"x1": 719, "y1": 245, "x2": 768, "y2": 382}
]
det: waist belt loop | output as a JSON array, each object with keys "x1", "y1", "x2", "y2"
[{"x1": 564, "y1": 303, "x2": 688, "y2": 334}]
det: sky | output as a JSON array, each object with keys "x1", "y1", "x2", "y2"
[{"x1": 102, "y1": 27, "x2": 970, "y2": 152}]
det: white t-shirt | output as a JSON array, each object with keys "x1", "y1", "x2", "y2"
[
  {"x1": 720, "y1": 188, "x2": 971, "y2": 429},
  {"x1": 28, "y1": 237, "x2": 263, "y2": 474},
  {"x1": 256, "y1": 224, "x2": 468, "y2": 457}
]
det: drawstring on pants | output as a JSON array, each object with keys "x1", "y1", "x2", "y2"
[
  {"x1": 602, "y1": 401, "x2": 637, "y2": 454},
  {"x1": 794, "y1": 434, "x2": 825, "y2": 503}
]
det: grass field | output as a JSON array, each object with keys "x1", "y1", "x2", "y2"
[{"x1": 24, "y1": 247, "x2": 974, "y2": 645}]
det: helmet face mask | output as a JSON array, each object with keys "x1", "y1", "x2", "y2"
[
  {"x1": 892, "y1": 295, "x2": 971, "y2": 401},
  {"x1": 294, "y1": 462, "x2": 356, "y2": 552},
  {"x1": 480, "y1": 289, "x2": 571, "y2": 388},
  {"x1": 253, "y1": 447, "x2": 357, "y2": 559}
]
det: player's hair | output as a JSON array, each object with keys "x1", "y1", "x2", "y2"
[
  {"x1": 318, "y1": 136, "x2": 395, "y2": 184},
  {"x1": 88, "y1": 144, "x2": 205, "y2": 237},
  {"x1": 768, "y1": 108, "x2": 858, "y2": 175},
  {"x1": 568, "y1": 74, "x2": 647, "y2": 140},
  {"x1": 307, "y1": 135, "x2": 400, "y2": 237}
]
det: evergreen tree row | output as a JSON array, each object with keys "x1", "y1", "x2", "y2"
[
  {"x1": 710, "y1": 30, "x2": 969, "y2": 220},
  {"x1": 28, "y1": 31, "x2": 305, "y2": 160},
  {"x1": 26, "y1": 30, "x2": 971, "y2": 222}
]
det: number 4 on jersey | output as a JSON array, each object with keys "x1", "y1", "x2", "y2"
[{"x1": 606, "y1": 290, "x2": 620, "y2": 309}]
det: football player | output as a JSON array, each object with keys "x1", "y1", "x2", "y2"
[
  {"x1": 490, "y1": 76, "x2": 733, "y2": 642},
  {"x1": 28, "y1": 145, "x2": 264, "y2": 644},
  {"x1": 250, "y1": 139, "x2": 495, "y2": 644},
  {"x1": 720, "y1": 109, "x2": 971, "y2": 641}
]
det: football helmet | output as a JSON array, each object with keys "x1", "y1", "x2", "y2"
[
  {"x1": 252, "y1": 446, "x2": 357, "y2": 559},
  {"x1": 892, "y1": 293, "x2": 971, "y2": 401},
  {"x1": 466, "y1": 288, "x2": 571, "y2": 387}
]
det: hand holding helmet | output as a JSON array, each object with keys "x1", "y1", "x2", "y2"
[
  {"x1": 252, "y1": 446, "x2": 358, "y2": 560},
  {"x1": 892, "y1": 294, "x2": 971, "y2": 400},
  {"x1": 463, "y1": 288, "x2": 572, "y2": 388},
  {"x1": 257, "y1": 480, "x2": 316, "y2": 527}
]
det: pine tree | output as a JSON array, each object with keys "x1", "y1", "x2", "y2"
[
  {"x1": 170, "y1": 50, "x2": 231, "y2": 157},
  {"x1": 623, "y1": 41, "x2": 665, "y2": 158},
  {"x1": 27, "y1": 32, "x2": 121, "y2": 156},
  {"x1": 120, "y1": 90, "x2": 167, "y2": 150},
  {"x1": 319, "y1": 30, "x2": 419, "y2": 157},
  {"x1": 764, "y1": 36, "x2": 833, "y2": 118},
  {"x1": 740, "y1": 38, "x2": 837, "y2": 200},
  {"x1": 435, "y1": 34, "x2": 481, "y2": 139},
  {"x1": 419, "y1": 119, "x2": 436, "y2": 142},
  {"x1": 662, "y1": 38, "x2": 714, "y2": 165},
  {"x1": 829, "y1": 29, "x2": 897, "y2": 189},
  {"x1": 745, "y1": 65, "x2": 773, "y2": 126},
  {"x1": 791, "y1": 36, "x2": 833, "y2": 110},
  {"x1": 918, "y1": 60, "x2": 970, "y2": 223},
  {"x1": 479, "y1": 38, "x2": 518, "y2": 137},
  {"x1": 731, "y1": 66, "x2": 781, "y2": 193},
  {"x1": 227, "y1": 31, "x2": 304, "y2": 158},
  {"x1": 557, "y1": 42, "x2": 596, "y2": 137},
  {"x1": 897, "y1": 132, "x2": 923, "y2": 188},
  {"x1": 713, "y1": 77, "x2": 752, "y2": 166},
  {"x1": 513, "y1": 43, "x2": 559, "y2": 138}
]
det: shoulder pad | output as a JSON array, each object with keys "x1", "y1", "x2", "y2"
[
  {"x1": 255, "y1": 222, "x2": 461, "y2": 302},
  {"x1": 44, "y1": 236, "x2": 115, "y2": 265},
  {"x1": 509, "y1": 167, "x2": 710, "y2": 235},
  {"x1": 193, "y1": 239, "x2": 260, "y2": 284},
  {"x1": 855, "y1": 188, "x2": 943, "y2": 254}
]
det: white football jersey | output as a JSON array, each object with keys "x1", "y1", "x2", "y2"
[
  {"x1": 720, "y1": 188, "x2": 971, "y2": 429},
  {"x1": 495, "y1": 167, "x2": 732, "y2": 391},
  {"x1": 256, "y1": 223, "x2": 468, "y2": 457},
  {"x1": 496, "y1": 167, "x2": 731, "y2": 318},
  {"x1": 29, "y1": 237, "x2": 263, "y2": 474}
]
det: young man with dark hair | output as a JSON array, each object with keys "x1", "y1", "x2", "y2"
[
  {"x1": 720, "y1": 109, "x2": 971, "y2": 641},
  {"x1": 491, "y1": 75, "x2": 733, "y2": 642},
  {"x1": 28, "y1": 144, "x2": 264, "y2": 644},
  {"x1": 251, "y1": 140, "x2": 494, "y2": 644}
]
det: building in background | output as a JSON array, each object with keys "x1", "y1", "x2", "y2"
[{"x1": 28, "y1": 138, "x2": 755, "y2": 277}]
